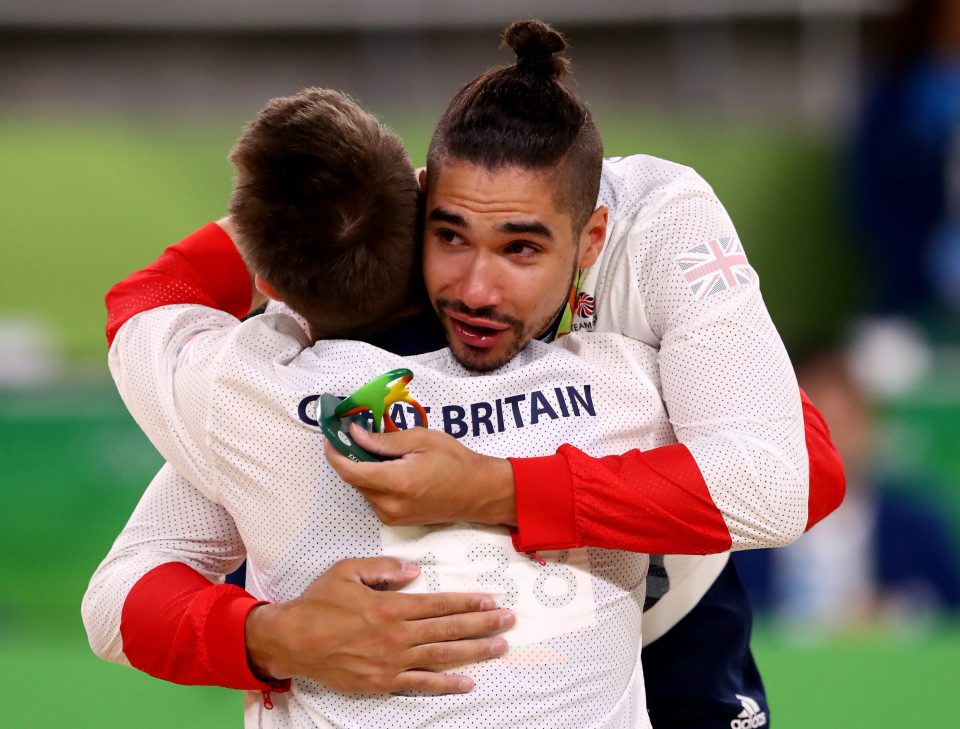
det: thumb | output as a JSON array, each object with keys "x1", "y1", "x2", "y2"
[
  {"x1": 349, "y1": 423, "x2": 426, "y2": 458},
  {"x1": 340, "y1": 556, "x2": 422, "y2": 590}
]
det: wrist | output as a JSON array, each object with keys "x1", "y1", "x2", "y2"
[
  {"x1": 475, "y1": 456, "x2": 517, "y2": 526},
  {"x1": 244, "y1": 602, "x2": 290, "y2": 682}
]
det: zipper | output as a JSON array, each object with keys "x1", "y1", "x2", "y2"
[{"x1": 526, "y1": 551, "x2": 546, "y2": 566}]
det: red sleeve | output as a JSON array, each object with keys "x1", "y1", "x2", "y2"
[
  {"x1": 105, "y1": 222, "x2": 251, "y2": 346},
  {"x1": 121, "y1": 563, "x2": 289, "y2": 692},
  {"x1": 510, "y1": 387, "x2": 845, "y2": 553},
  {"x1": 510, "y1": 443, "x2": 730, "y2": 554},
  {"x1": 799, "y1": 388, "x2": 846, "y2": 530}
]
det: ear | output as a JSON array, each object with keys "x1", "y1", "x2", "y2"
[
  {"x1": 576, "y1": 205, "x2": 608, "y2": 269},
  {"x1": 254, "y1": 274, "x2": 283, "y2": 302},
  {"x1": 417, "y1": 167, "x2": 427, "y2": 192}
]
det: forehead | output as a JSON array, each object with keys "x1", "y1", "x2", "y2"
[{"x1": 428, "y1": 160, "x2": 567, "y2": 224}]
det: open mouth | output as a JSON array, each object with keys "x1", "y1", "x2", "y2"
[{"x1": 447, "y1": 315, "x2": 510, "y2": 349}]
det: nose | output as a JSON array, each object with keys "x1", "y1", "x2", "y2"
[{"x1": 455, "y1": 252, "x2": 503, "y2": 310}]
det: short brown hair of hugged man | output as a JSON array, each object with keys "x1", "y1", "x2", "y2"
[{"x1": 229, "y1": 87, "x2": 422, "y2": 340}]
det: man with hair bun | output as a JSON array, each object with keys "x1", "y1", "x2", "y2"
[{"x1": 332, "y1": 19, "x2": 845, "y2": 727}]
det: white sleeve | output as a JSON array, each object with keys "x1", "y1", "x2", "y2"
[
  {"x1": 81, "y1": 464, "x2": 246, "y2": 664},
  {"x1": 628, "y1": 178, "x2": 809, "y2": 549},
  {"x1": 107, "y1": 304, "x2": 242, "y2": 501}
]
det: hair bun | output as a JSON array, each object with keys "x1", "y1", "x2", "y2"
[{"x1": 502, "y1": 19, "x2": 570, "y2": 79}]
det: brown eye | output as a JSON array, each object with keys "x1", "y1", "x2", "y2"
[
  {"x1": 437, "y1": 229, "x2": 461, "y2": 245},
  {"x1": 505, "y1": 242, "x2": 538, "y2": 257}
]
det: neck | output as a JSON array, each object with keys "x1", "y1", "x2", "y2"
[
  {"x1": 537, "y1": 299, "x2": 569, "y2": 344},
  {"x1": 308, "y1": 301, "x2": 433, "y2": 345}
]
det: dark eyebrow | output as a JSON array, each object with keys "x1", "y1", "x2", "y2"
[
  {"x1": 429, "y1": 207, "x2": 554, "y2": 240},
  {"x1": 495, "y1": 220, "x2": 554, "y2": 239},
  {"x1": 428, "y1": 208, "x2": 467, "y2": 227}
]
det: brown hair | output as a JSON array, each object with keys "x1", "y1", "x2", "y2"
[
  {"x1": 426, "y1": 20, "x2": 603, "y2": 232},
  {"x1": 229, "y1": 88, "x2": 420, "y2": 338}
]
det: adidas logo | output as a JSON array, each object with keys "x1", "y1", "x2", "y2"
[{"x1": 730, "y1": 694, "x2": 767, "y2": 729}]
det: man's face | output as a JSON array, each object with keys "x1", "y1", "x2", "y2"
[{"x1": 423, "y1": 159, "x2": 606, "y2": 372}]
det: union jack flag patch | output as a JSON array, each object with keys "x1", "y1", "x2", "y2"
[
  {"x1": 575, "y1": 292, "x2": 595, "y2": 318},
  {"x1": 677, "y1": 236, "x2": 755, "y2": 300}
]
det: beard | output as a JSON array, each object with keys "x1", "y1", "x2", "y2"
[
  {"x1": 434, "y1": 259, "x2": 577, "y2": 373},
  {"x1": 433, "y1": 297, "x2": 528, "y2": 372}
]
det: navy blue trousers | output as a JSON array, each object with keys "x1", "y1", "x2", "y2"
[{"x1": 642, "y1": 559, "x2": 769, "y2": 728}]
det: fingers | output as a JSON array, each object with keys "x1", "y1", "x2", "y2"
[
  {"x1": 349, "y1": 423, "x2": 428, "y2": 458},
  {"x1": 331, "y1": 556, "x2": 421, "y2": 590},
  {"x1": 392, "y1": 632, "x2": 513, "y2": 695},
  {"x1": 323, "y1": 437, "x2": 365, "y2": 476},
  {"x1": 392, "y1": 590, "x2": 501, "y2": 620},
  {"x1": 391, "y1": 670, "x2": 475, "y2": 695},
  {"x1": 324, "y1": 438, "x2": 392, "y2": 491},
  {"x1": 407, "y1": 635, "x2": 509, "y2": 672},
  {"x1": 411, "y1": 608, "x2": 515, "y2": 644}
]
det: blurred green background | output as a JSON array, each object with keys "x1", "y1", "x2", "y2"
[
  {"x1": 0, "y1": 113, "x2": 862, "y2": 361},
  {"x1": 2, "y1": 115, "x2": 959, "y2": 727},
  {"x1": 2, "y1": 4, "x2": 960, "y2": 727}
]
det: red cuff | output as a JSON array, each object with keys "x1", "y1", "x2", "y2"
[
  {"x1": 567, "y1": 443, "x2": 731, "y2": 554},
  {"x1": 121, "y1": 562, "x2": 284, "y2": 691},
  {"x1": 510, "y1": 443, "x2": 731, "y2": 555},
  {"x1": 509, "y1": 453, "x2": 578, "y2": 552},
  {"x1": 204, "y1": 591, "x2": 287, "y2": 691}
]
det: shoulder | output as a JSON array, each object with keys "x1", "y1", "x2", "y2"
[
  {"x1": 597, "y1": 155, "x2": 741, "y2": 287},
  {"x1": 599, "y1": 154, "x2": 716, "y2": 220},
  {"x1": 296, "y1": 338, "x2": 402, "y2": 373},
  {"x1": 557, "y1": 333, "x2": 659, "y2": 372},
  {"x1": 228, "y1": 310, "x2": 312, "y2": 359}
]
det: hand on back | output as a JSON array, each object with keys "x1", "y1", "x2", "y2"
[{"x1": 245, "y1": 556, "x2": 514, "y2": 694}]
